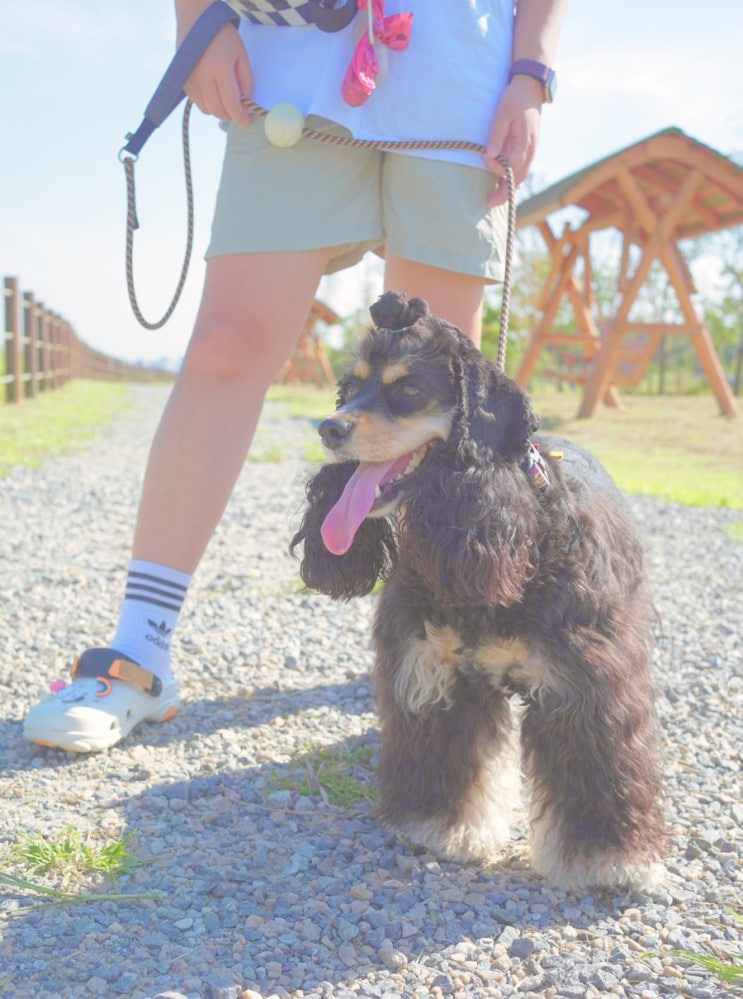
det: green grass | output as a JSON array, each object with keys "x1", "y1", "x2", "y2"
[
  {"x1": 0, "y1": 827, "x2": 158, "y2": 910},
  {"x1": 266, "y1": 383, "x2": 336, "y2": 421},
  {"x1": 0, "y1": 381, "x2": 130, "y2": 474},
  {"x1": 529, "y1": 389, "x2": 743, "y2": 509},
  {"x1": 271, "y1": 741, "x2": 377, "y2": 809},
  {"x1": 642, "y1": 906, "x2": 742, "y2": 986},
  {"x1": 7, "y1": 826, "x2": 144, "y2": 881},
  {"x1": 665, "y1": 949, "x2": 742, "y2": 985},
  {"x1": 1, "y1": 380, "x2": 740, "y2": 509}
]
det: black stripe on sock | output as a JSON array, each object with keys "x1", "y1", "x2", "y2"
[
  {"x1": 128, "y1": 571, "x2": 189, "y2": 594},
  {"x1": 123, "y1": 594, "x2": 183, "y2": 612},
  {"x1": 126, "y1": 582, "x2": 186, "y2": 606}
]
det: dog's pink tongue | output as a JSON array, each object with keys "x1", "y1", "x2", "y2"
[{"x1": 321, "y1": 459, "x2": 399, "y2": 555}]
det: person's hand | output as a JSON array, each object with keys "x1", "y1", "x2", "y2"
[
  {"x1": 176, "y1": 1, "x2": 253, "y2": 124},
  {"x1": 483, "y1": 75, "x2": 543, "y2": 208}
]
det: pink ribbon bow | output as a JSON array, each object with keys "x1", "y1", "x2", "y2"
[{"x1": 341, "y1": 0, "x2": 413, "y2": 107}]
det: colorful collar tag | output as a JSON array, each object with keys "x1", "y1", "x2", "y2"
[{"x1": 522, "y1": 442, "x2": 551, "y2": 492}]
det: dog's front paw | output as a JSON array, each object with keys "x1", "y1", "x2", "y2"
[
  {"x1": 393, "y1": 813, "x2": 512, "y2": 864},
  {"x1": 530, "y1": 816, "x2": 665, "y2": 892}
]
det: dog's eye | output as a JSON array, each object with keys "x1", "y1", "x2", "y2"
[
  {"x1": 343, "y1": 380, "x2": 360, "y2": 399},
  {"x1": 399, "y1": 384, "x2": 420, "y2": 397}
]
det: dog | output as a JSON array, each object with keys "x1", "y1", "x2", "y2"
[{"x1": 290, "y1": 291, "x2": 666, "y2": 891}]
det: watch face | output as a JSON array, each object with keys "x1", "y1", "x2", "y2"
[
  {"x1": 510, "y1": 59, "x2": 557, "y2": 103},
  {"x1": 545, "y1": 70, "x2": 557, "y2": 103}
]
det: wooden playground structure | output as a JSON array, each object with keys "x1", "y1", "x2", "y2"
[
  {"x1": 277, "y1": 298, "x2": 339, "y2": 388},
  {"x1": 514, "y1": 129, "x2": 742, "y2": 417}
]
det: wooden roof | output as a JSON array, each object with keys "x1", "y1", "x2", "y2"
[{"x1": 517, "y1": 128, "x2": 743, "y2": 240}]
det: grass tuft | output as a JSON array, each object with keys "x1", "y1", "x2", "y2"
[
  {"x1": 641, "y1": 906, "x2": 742, "y2": 986},
  {"x1": 0, "y1": 826, "x2": 157, "y2": 912},
  {"x1": 8, "y1": 826, "x2": 145, "y2": 881},
  {"x1": 272, "y1": 741, "x2": 377, "y2": 809}
]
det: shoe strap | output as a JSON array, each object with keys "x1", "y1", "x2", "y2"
[{"x1": 71, "y1": 648, "x2": 163, "y2": 697}]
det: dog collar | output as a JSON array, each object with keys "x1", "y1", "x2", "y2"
[{"x1": 521, "y1": 442, "x2": 562, "y2": 493}]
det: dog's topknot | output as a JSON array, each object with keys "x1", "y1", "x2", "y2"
[{"x1": 370, "y1": 291, "x2": 430, "y2": 332}]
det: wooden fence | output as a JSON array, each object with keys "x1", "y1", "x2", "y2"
[{"x1": 2, "y1": 276, "x2": 173, "y2": 404}]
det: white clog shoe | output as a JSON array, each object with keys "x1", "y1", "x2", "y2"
[{"x1": 23, "y1": 648, "x2": 180, "y2": 753}]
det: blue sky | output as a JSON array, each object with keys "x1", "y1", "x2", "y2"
[{"x1": 1, "y1": 0, "x2": 741, "y2": 363}]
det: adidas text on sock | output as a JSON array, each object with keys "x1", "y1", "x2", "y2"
[{"x1": 111, "y1": 559, "x2": 193, "y2": 680}]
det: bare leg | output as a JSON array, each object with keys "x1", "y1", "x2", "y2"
[
  {"x1": 132, "y1": 249, "x2": 332, "y2": 572},
  {"x1": 383, "y1": 255, "x2": 485, "y2": 345}
]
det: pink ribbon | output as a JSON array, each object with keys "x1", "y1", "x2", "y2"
[{"x1": 341, "y1": 0, "x2": 413, "y2": 107}]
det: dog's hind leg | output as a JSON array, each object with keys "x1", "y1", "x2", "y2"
[
  {"x1": 374, "y1": 660, "x2": 521, "y2": 863},
  {"x1": 521, "y1": 635, "x2": 666, "y2": 891}
]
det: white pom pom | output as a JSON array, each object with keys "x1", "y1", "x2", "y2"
[{"x1": 264, "y1": 102, "x2": 306, "y2": 148}]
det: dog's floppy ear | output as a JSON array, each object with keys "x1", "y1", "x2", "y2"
[
  {"x1": 290, "y1": 463, "x2": 397, "y2": 600},
  {"x1": 399, "y1": 344, "x2": 541, "y2": 608},
  {"x1": 451, "y1": 344, "x2": 540, "y2": 465}
]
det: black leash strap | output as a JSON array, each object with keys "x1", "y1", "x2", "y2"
[
  {"x1": 121, "y1": 1, "x2": 239, "y2": 159},
  {"x1": 120, "y1": 1, "x2": 239, "y2": 329}
]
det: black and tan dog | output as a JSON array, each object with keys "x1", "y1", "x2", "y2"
[{"x1": 291, "y1": 291, "x2": 666, "y2": 891}]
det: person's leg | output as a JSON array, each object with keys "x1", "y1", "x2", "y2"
[
  {"x1": 383, "y1": 257, "x2": 485, "y2": 345},
  {"x1": 381, "y1": 152, "x2": 507, "y2": 346},
  {"x1": 110, "y1": 248, "x2": 333, "y2": 677},
  {"x1": 24, "y1": 248, "x2": 331, "y2": 752},
  {"x1": 132, "y1": 249, "x2": 332, "y2": 572}
]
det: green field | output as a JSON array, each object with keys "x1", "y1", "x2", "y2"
[{"x1": 1, "y1": 381, "x2": 741, "y2": 513}]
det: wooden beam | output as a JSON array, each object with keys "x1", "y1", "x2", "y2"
[
  {"x1": 516, "y1": 241, "x2": 580, "y2": 386},
  {"x1": 661, "y1": 244, "x2": 738, "y2": 416},
  {"x1": 578, "y1": 167, "x2": 703, "y2": 417}
]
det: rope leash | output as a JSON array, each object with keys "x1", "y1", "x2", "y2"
[
  {"x1": 124, "y1": 97, "x2": 517, "y2": 365},
  {"x1": 124, "y1": 100, "x2": 195, "y2": 331}
]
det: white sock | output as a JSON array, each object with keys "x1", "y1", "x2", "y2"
[{"x1": 111, "y1": 559, "x2": 192, "y2": 681}]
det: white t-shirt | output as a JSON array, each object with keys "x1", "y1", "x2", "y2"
[{"x1": 239, "y1": 1, "x2": 514, "y2": 168}]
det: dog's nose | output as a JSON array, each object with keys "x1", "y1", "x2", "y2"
[{"x1": 319, "y1": 416, "x2": 354, "y2": 450}]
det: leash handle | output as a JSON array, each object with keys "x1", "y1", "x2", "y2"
[
  {"x1": 121, "y1": 1, "x2": 239, "y2": 160},
  {"x1": 121, "y1": 2, "x2": 238, "y2": 331}
]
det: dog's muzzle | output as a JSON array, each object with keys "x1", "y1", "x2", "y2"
[{"x1": 319, "y1": 416, "x2": 354, "y2": 451}]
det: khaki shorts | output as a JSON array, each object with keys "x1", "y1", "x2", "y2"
[{"x1": 207, "y1": 117, "x2": 507, "y2": 282}]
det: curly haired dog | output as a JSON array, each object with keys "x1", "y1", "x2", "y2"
[{"x1": 291, "y1": 292, "x2": 666, "y2": 891}]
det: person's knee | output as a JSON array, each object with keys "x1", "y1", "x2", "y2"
[{"x1": 182, "y1": 312, "x2": 284, "y2": 384}]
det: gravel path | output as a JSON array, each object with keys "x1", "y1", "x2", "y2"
[{"x1": 0, "y1": 384, "x2": 741, "y2": 999}]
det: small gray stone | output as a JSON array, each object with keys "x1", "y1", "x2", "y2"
[
  {"x1": 555, "y1": 987, "x2": 587, "y2": 999},
  {"x1": 509, "y1": 936, "x2": 535, "y2": 960},
  {"x1": 379, "y1": 940, "x2": 407, "y2": 970},
  {"x1": 430, "y1": 974, "x2": 455, "y2": 995},
  {"x1": 499, "y1": 926, "x2": 520, "y2": 948},
  {"x1": 625, "y1": 962, "x2": 652, "y2": 982},
  {"x1": 591, "y1": 969, "x2": 618, "y2": 991}
]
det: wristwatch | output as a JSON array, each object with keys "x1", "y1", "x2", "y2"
[{"x1": 509, "y1": 59, "x2": 557, "y2": 104}]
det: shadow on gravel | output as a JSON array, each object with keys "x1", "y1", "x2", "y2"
[
  {"x1": 1, "y1": 723, "x2": 662, "y2": 999},
  {"x1": 3, "y1": 677, "x2": 371, "y2": 776},
  {"x1": 108, "y1": 731, "x2": 580, "y2": 998}
]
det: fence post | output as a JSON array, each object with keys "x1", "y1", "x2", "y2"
[
  {"x1": 39, "y1": 304, "x2": 51, "y2": 392},
  {"x1": 23, "y1": 292, "x2": 38, "y2": 399},
  {"x1": 4, "y1": 276, "x2": 23, "y2": 403},
  {"x1": 53, "y1": 312, "x2": 63, "y2": 389}
]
